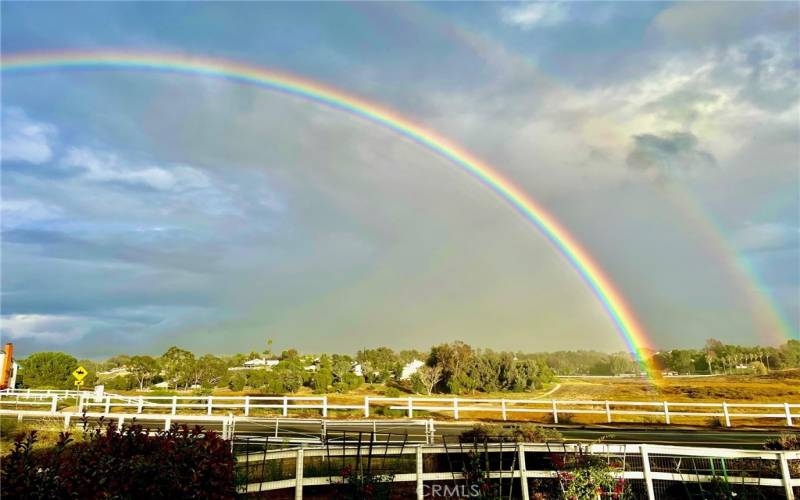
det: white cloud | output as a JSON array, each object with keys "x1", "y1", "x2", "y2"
[
  {"x1": 651, "y1": 2, "x2": 798, "y2": 45},
  {"x1": 500, "y1": 2, "x2": 567, "y2": 29},
  {"x1": 732, "y1": 223, "x2": 799, "y2": 253},
  {"x1": 1, "y1": 198, "x2": 63, "y2": 228},
  {"x1": 1, "y1": 108, "x2": 57, "y2": 164},
  {"x1": 63, "y1": 147, "x2": 210, "y2": 191},
  {"x1": 0, "y1": 314, "x2": 88, "y2": 343}
]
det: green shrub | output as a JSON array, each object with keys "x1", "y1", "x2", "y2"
[
  {"x1": 227, "y1": 373, "x2": 247, "y2": 392},
  {"x1": 560, "y1": 455, "x2": 627, "y2": 500},
  {"x1": 383, "y1": 386, "x2": 401, "y2": 398},
  {"x1": 512, "y1": 423, "x2": 563, "y2": 443},
  {"x1": 460, "y1": 423, "x2": 562, "y2": 443},
  {"x1": 104, "y1": 374, "x2": 136, "y2": 391},
  {"x1": 312, "y1": 369, "x2": 333, "y2": 394}
]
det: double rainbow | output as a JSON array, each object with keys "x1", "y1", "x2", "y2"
[{"x1": 1, "y1": 50, "x2": 656, "y2": 372}]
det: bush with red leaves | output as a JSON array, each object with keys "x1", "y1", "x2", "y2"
[{"x1": 1, "y1": 421, "x2": 236, "y2": 499}]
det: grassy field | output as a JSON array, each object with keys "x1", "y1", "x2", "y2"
[
  {"x1": 0, "y1": 415, "x2": 90, "y2": 455},
  {"x1": 548, "y1": 370, "x2": 800, "y2": 403}
]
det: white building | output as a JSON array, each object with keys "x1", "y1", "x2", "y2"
[
  {"x1": 98, "y1": 367, "x2": 130, "y2": 377},
  {"x1": 400, "y1": 359, "x2": 425, "y2": 380},
  {"x1": 244, "y1": 358, "x2": 280, "y2": 367},
  {"x1": 352, "y1": 362, "x2": 363, "y2": 377},
  {"x1": 228, "y1": 358, "x2": 281, "y2": 372}
]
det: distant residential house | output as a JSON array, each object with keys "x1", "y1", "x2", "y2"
[
  {"x1": 228, "y1": 358, "x2": 280, "y2": 371},
  {"x1": 400, "y1": 359, "x2": 425, "y2": 380},
  {"x1": 244, "y1": 358, "x2": 280, "y2": 367},
  {"x1": 98, "y1": 366, "x2": 130, "y2": 377},
  {"x1": 351, "y1": 362, "x2": 363, "y2": 377},
  {"x1": 153, "y1": 381, "x2": 170, "y2": 389}
]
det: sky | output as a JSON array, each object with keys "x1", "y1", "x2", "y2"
[{"x1": 1, "y1": 2, "x2": 798, "y2": 358}]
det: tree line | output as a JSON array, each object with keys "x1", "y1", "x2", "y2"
[{"x1": 13, "y1": 339, "x2": 800, "y2": 394}]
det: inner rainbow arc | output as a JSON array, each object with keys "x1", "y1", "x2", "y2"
[{"x1": 1, "y1": 50, "x2": 656, "y2": 374}]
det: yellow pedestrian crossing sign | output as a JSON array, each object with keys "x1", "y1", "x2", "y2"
[{"x1": 72, "y1": 366, "x2": 88, "y2": 381}]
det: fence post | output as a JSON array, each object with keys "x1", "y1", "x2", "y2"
[
  {"x1": 322, "y1": 397, "x2": 328, "y2": 418},
  {"x1": 722, "y1": 402, "x2": 731, "y2": 427},
  {"x1": 501, "y1": 399, "x2": 507, "y2": 421},
  {"x1": 416, "y1": 446, "x2": 424, "y2": 500},
  {"x1": 295, "y1": 447, "x2": 304, "y2": 500},
  {"x1": 453, "y1": 399, "x2": 459, "y2": 420},
  {"x1": 118, "y1": 416, "x2": 125, "y2": 431},
  {"x1": 640, "y1": 445, "x2": 655, "y2": 500},
  {"x1": 284, "y1": 396, "x2": 289, "y2": 417},
  {"x1": 78, "y1": 395, "x2": 85, "y2": 414},
  {"x1": 244, "y1": 396, "x2": 250, "y2": 416},
  {"x1": 63, "y1": 414, "x2": 71, "y2": 430},
  {"x1": 408, "y1": 397, "x2": 413, "y2": 418},
  {"x1": 137, "y1": 396, "x2": 144, "y2": 414},
  {"x1": 663, "y1": 401, "x2": 670, "y2": 425},
  {"x1": 518, "y1": 444, "x2": 530, "y2": 500},
  {"x1": 605, "y1": 401, "x2": 612, "y2": 423},
  {"x1": 207, "y1": 396, "x2": 214, "y2": 416},
  {"x1": 778, "y1": 452, "x2": 796, "y2": 500},
  {"x1": 784, "y1": 403, "x2": 793, "y2": 427},
  {"x1": 50, "y1": 395, "x2": 58, "y2": 413},
  {"x1": 164, "y1": 417, "x2": 171, "y2": 431},
  {"x1": 364, "y1": 396, "x2": 370, "y2": 418},
  {"x1": 551, "y1": 400, "x2": 558, "y2": 424},
  {"x1": 171, "y1": 396, "x2": 177, "y2": 415},
  {"x1": 104, "y1": 396, "x2": 111, "y2": 414}
]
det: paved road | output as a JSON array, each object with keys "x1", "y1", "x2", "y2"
[
  {"x1": 11, "y1": 412, "x2": 788, "y2": 449},
  {"x1": 231, "y1": 419, "x2": 790, "y2": 449}
]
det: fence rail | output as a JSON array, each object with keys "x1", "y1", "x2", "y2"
[
  {"x1": 1, "y1": 390, "x2": 797, "y2": 427},
  {"x1": 238, "y1": 442, "x2": 800, "y2": 500}
]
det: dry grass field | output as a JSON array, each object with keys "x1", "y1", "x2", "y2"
[{"x1": 548, "y1": 369, "x2": 800, "y2": 403}]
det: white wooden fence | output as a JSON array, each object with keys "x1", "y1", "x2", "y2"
[
  {"x1": 238, "y1": 442, "x2": 800, "y2": 500},
  {"x1": 1, "y1": 408, "x2": 436, "y2": 448},
  {"x1": 2, "y1": 390, "x2": 797, "y2": 427}
]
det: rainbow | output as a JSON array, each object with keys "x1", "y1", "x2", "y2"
[{"x1": 1, "y1": 50, "x2": 656, "y2": 372}]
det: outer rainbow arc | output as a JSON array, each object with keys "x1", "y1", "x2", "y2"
[{"x1": 1, "y1": 50, "x2": 655, "y2": 374}]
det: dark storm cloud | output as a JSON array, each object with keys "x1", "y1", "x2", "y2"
[{"x1": 626, "y1": 132, "x2": 716, "y2": 177}]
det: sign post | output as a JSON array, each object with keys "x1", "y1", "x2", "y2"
[{"x1": 72, "y1": 366, "x2": 88, "y2": 391}]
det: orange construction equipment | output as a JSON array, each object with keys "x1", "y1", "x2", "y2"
[{"x1": 0, "y1": 343, "x2": 15, "y2": 390}]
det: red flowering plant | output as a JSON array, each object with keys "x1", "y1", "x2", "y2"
[
  {"x1": 334, "y1": 463, "x2": 395, "y2": 500},
  {"x1": 1, "y1": 420, "x2": 236, "y2": 499},
  {"x1": 461, "y1": 450, "x2": 503, "y2": 500},
  {"x1": 558, "y1": 453, "x2": 628, "y2": 500}
]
